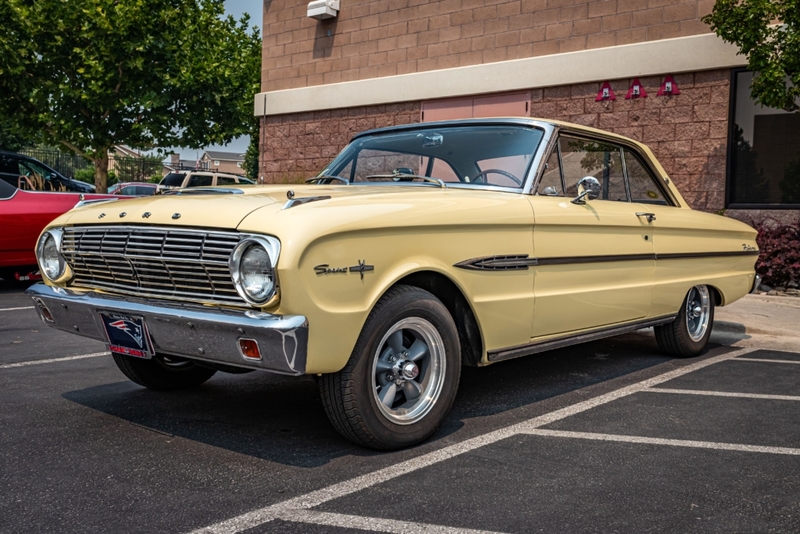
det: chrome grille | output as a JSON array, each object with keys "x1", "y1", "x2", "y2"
[{"x1": 62, "y1": 226, "x2": 245, "y2": 305}]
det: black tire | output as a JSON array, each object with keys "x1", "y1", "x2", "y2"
[
  {"x1": 655, "y1": 285, "x2": 715, "y2": 357},
  {"x1": 112, "y1": 353, "x2": 217, "y2": 391},
  {"x1": 319, "y1": 285, "x2": 461, "y2": 450}
]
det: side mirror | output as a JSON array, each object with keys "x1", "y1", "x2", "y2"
[
  {"x1": 571, "y1": 176, "x2": 601, "y2": 204},
  {"x1": 49, "y1": 172, "x2": 58, "y2": 180}
]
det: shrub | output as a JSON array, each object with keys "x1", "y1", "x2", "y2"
[
  {"x1": 73, "y1": 166, "x2": 96, "y2": 184},
  {"x1": 751, "y1": 218, "x2": 800, "y2": 287}
]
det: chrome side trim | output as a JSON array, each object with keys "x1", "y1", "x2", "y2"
[
  {"x1": 454, "y1": 254, "x2": 536, "y2": 271},
  {"x1": 26, "y1": 283, "x2": 308, "y2": 375},
  {"x1": 488, "y1": 315, "x2": 676, "y2": 363},
  {"x1": 161, "y1": 188, "x2": 244, "y2": 195},
  {"x1": 455, "y1": 250, "x2": 760, "y2": 270},
  {"x1": 751, "y1": 273, "x2": 762, "y2": 294},
  {"x1": 656, "y1": 250, "x2": 760, "y2": 260}
]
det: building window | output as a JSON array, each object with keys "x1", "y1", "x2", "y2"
[
  {"x1": 236, "y1": 161, "x2": 242, "y2": 168},
  {"x1": 214, "y1": 160, "x2": 220, "y2": 166},
  {"x1": 728, "y1": 70, "x2": 800, "y2": 208}
]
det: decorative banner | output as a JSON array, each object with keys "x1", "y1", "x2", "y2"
[
  {"x1": 657, "y1": 74, "x2": 681, "y2": 96},
  {"x1": 625, "y1": 78, "x2": 647, "y2": 99},
  {"x1": 595, "y1": 81, "x2": 616, "y2": 102}
]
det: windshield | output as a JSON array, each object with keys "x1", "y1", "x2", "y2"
[{"x1": 319, "y1": 125, "x2": 544, "y2": 190}]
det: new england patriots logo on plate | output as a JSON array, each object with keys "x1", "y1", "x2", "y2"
[{"x1": 108, "y1": 319, "x2": 144, "y2": 348}]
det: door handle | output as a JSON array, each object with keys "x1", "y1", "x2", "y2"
[{"x1": 635, "y1": 212, "x2": 656, "y2": 223}]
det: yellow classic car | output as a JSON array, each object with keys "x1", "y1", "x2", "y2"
[{"x1": 27, "y1": 118, "x2": 759, "y2": 450}]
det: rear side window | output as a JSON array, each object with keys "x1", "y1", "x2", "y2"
[
  {"x1": 216, "y1": 176, "x2": 237, "y2": 185},
  {"x1": 187, "y1": 174, "x2": 212, "y2": 187},
  {"x1": 624, "y1": 150, "x2": 668, "y2": 205},
  {"x1": 160, "y1": 173, "x2": 186, "y2": 187}
]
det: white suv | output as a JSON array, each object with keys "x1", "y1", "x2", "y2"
[{"x1": 158, "y1": 171, "x2": 254, "y2": 191}]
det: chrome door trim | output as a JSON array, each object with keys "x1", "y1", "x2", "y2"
[{"x1": 487, "y1": 314, "x2": 677, "y2": 362}]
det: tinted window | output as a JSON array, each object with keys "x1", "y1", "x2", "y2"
[
  {"x1": 560, "y1": 136, "x2": 627, "y2": 201},
  {"x1": 237, "y1": 177, "x2": 255, "y2": 184},
  {"x1": 0, "y1": 178, "x2": 16, "y2": 199},
  {"x1": 119, "y1": 185, "x2": 156, "y2": 196},
  {"x1": 216, "y1": 176, "x2": 237, "y2": 185},
  {"x1": 160, "y1": 173, "x2": 186, "y2": 187},
  {"x1": 187, "y1": 175, "x2": 213, "y2": 187},
  {"x1": 625, "y1": 150, "x2": 667, "y2": 205},
  {"x1": 729, "y1": 70, "x2": 800, "y2": 206},
  {"x1": 0, "y1": 156, "x2": 19, "y2": 175}
]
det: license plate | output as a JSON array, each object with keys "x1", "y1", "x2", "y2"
[{"x1": 98, "y1": 311, "x2": 154, "y2": 359}]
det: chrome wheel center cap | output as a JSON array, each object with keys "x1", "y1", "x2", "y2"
[
  {"x1": 691, "y1": 305, "x2": 702, "y2": 317},
  {"x1": 401, "y1": 361, "x2": 419, "y2": 380}
]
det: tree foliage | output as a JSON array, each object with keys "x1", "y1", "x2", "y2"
[
  {"x1": 703, "y1": 0, "x2": 799, "y2": 112},
  {"x1": 0, "y1": 0, "x2": 261, "y2": 192}
]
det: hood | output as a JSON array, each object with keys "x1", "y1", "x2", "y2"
[
  {"x1": 60, "y1": 187, "x2": 282, "y2": 228},
  {"x1": 56, "y1": 183, "x2": 532, "y2": 236}
]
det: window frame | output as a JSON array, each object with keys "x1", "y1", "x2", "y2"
[
  {"x1": 725, "y1": 67, "x2": 800, "y2": 210},
  {"x1": 533, "y1": 129, "x2": 677, "y2": 207}
]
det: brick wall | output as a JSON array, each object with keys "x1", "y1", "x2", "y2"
[
  {"x1": 528, "y1": 69, "x2": 730, "y2": 211},
  {"x1": 258, "y1": 102, "x2": 420, "y2": 183},
  {"x1": 259, "y1": 70, "x2": 730, "y2": 212},
  {"x1": 262, "y1": 0, "x2": 715, "y2": 91}
]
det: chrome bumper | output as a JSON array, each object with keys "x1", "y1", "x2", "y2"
[
  {"x1": 26, "y1": 283, "x2": 308, "y2": 375},
  {"x1": 751, "y1": 273, "x2": 762, "y2": 294}
]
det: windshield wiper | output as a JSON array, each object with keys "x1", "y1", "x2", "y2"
[
  {"x1": 364, "y1": 174, "x2": 447, "y2": 188},
  {"x1": 306, "y1": 174, "x2": 349, "y2": 185}
]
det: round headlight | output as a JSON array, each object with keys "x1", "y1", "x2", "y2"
[
  {"x1": 37, "y1": 230, "x2": 66, "y2": 281},
  {"x1": 229, "y1": 237, "x2": 280, "y2": 306}
]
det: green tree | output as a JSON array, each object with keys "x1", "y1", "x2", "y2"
[
  {"x1": 0, "y1": 0, "x2": 261, "y2": 192},
  {"x1": 0, "y1": 115, "x2": 34, "y2": 152},
  {"x1": 243, "y1": 121, "x2": 260, "y2": 181},
  {"x1": 703, "y1": 0, "x2": 799, "y2": 112}
]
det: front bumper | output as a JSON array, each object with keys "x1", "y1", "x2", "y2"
[{"x1": 26, "y1": 283, "x2": 308, "y2": 375}]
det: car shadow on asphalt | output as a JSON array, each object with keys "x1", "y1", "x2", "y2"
[{"x1": 61, "y1": 330, "x2": 723, "y2": 467}]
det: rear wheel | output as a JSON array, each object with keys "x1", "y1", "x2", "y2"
[
  {"x1": 319, "y1": 285, "x2": 461, "y2": 450},
  {"x1": 112, "y1": 353, "x2": 216, "y2": 391},
  {"x1": 655, "y1": 285, "x2": 714, "y2": 357}
]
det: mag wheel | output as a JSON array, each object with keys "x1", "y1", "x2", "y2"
[
  {"x1": 655, "y1": 285, "x2": 714, "y2": 357},
  {"x1": 320, "y1": 285, "x2": 461, "y2": 450}
]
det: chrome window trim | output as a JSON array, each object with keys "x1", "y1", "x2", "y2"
[{"x1": 329, "y1": 119, "x2": 551, "y2": 195}]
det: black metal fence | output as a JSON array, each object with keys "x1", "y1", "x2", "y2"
[
  {"x1": 20, "y1": 148, "x2": 92, "y2": 178},
  {"x1": 20, "y1": 148, "x2": 163, "y2": 182},
  {"x1": 113, "y1": 156, "x2": 163, "y2": 182}
]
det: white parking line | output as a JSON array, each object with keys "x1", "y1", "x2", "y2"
[
  {"x1": 0, "y1": 306, "x2": 34, "y2": 312},
  {"x1": 0, "y1": 352, "x2": 109, "y2": 369},
  {"x1": 522, "y1": 429, "x2": 800, "y2": 456},
  {"x1": 278, "y1": 510, "x2": 507, "y2": 534},
  {"x1": 187, "y1": 347, "x2": 757, "y2": 534},
  {"x1": 646, "y1": 388, "x2": 800, "y2": 402},
  {"x1": 734, "y1": 357, "x2": 800, "y2": 365}
]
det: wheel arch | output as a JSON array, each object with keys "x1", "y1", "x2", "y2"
[{"x1": 391, "y1": 270, "x2": 485, "y2": 367}]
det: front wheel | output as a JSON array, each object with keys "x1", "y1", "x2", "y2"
[
  {"x1": 319, "y1": 285, "x2": 461, "y2": 450},
  {"x1": 655, "y1": 285, "x2": 715, "y2": 357},
  {"x1": 112, "y1": 353, "x2": 217, "y2": 391}
]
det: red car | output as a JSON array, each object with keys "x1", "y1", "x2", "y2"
[{"x1": 0, "y1": 179, "x2": 122, "y2": 281}]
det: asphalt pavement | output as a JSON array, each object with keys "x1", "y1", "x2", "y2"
[{"x1": 2, "y1": 280, "x2": 799, "y2": 533}]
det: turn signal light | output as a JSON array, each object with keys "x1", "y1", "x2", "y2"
[{"x1": 238, "y1": 338, "x2": 261, "y2": 360}]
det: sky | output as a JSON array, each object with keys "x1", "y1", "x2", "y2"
[{"x1": 160, "y1": 0, "x2": 263, "y2": 162}]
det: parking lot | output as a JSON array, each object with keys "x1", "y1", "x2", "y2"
[{"x1": 2, "y1": 281, "x2": 799, "y2": 533}]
